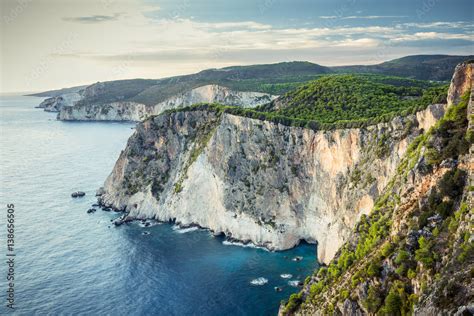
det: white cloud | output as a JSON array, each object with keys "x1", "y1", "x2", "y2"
[
  {"x1": 400, "y1": 21, "x2": 473, "y2": 29},
  {"x1": 393, "y1": 31, "x2": 473, "y2": 41},
  {"x1": 319, "y1": 15, "x2": 407, "y2": 20},
  {"x1": 334, "y1": 38, "x2": 380, "y2": 47}
]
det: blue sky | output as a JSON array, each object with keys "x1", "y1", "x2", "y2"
[
  {"x1": 145, "y1": 0, "x2": 473, "y2": 26},
  {"x1": 1, "y1": 0, "x2": 473, "y2": 92}
]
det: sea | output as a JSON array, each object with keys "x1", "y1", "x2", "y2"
[{"x1": 0, "y1": 94, "x2": 318, "y2": 315}]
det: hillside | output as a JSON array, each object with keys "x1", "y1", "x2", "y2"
[
  {"x1": 334, "y1": 55, "x2": 474, "y2": 81},
  {"x1": 260, "y1": 74, "x2": 447, "y2": 125},
  {"x1": 161, "y1": 74, "x2": 448, "y2": 130},
  {"x1": 30, "y1": 55, "x2": 472, "y2": 110},
  {"x1": 280, "y1": 62, "x2": 473, "y2": 315},
  {"x1": 28, "y1": 84, "x2": 88, "y2": 97}
]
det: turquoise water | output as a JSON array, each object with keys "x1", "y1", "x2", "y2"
[{"x1": 0, "y1": 95, "x2": 318, "y2": 315}]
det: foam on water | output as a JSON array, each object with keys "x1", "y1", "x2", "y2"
[
  {"x1": 172, "y1": 225, "x2": 200, "y2": 233},
  {"x1": 250, "y1": 277, "x2": 268, "y2": 286},
  {"x1": 222, "y1": 239, "x2": 270, "y2": 251},
  {"x1": 288, "y1": 280, "x2": 302, "y2": 287}
]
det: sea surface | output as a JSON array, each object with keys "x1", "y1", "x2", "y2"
[{"x1": 0, "y1": 95, "x2": 318, "y2": 315}]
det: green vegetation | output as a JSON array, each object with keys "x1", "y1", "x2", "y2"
[
  {"x1": 283, "y1": 86, "x2": 472, "y2": 314},
  {"x1": 415, "y1": 236, "x2": 436, "y2": 268},
  {"x1": 34, "y1": 55, "x2": 472, "y2": 100},
  {"x1": 259, "y1": 74, "x2": 447, "y2": 125},
  {"x1": 425, "y1": 93, "x2": 471, "y2": 165},
  {"x1": 363, "y1": 285, "x2": 383, "y2": 313},
  {"x1": 332, "y1": 54, "x2": 473, "y2": 81},
  {"x1": 159, "y1": 74, "x2": 448, "y2": 131},
  {"x1": 283, "y1": 293, "x2": 303, "y2": 314}
]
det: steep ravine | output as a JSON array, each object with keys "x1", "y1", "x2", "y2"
[
  {"x1": 57, "y1": 84, "x2": 277, "y2": 121},
  {"x1": 98, "y1": 97, "x2": 446, "y2": 264}
]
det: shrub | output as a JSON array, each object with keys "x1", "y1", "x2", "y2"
[
  {"x1": 407, "y1": 269, "x2": 417, "y2": 279},
  {"x1": 328, "y1": 264, "x2": 341, "y2": 279},
  {"x1": 310, "y1": 281, "x2": 324, "y2": 296},
  {"x1": 341, "y1": 290, "x2": 350, "y2": 300},
  {"x1": 367, "y1": 262, "x2": 381, "y2": 277},
  {"x1": 338, "y1": 249, "x2": 356, "y2": 271},
  {"x1": 284, "y1": 293, "x2": 302, "y2": 313},
  {"x1": 363, "y1": 285, "x2": 383, "y2": 313},
  {"x1": 381, "y1": 242, "x2": 395, "y2": 258},
  {"x1": 395, "y1": 250, "x2": 410, "y2": 265},
  {"x1": 415, "y1": 237, "x2": 435, "y2": 268},
  {"x1": 395, "y1": 264, "x2": 407, "y2": 277}
]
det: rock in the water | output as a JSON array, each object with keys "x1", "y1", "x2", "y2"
[
  {"x1": 87, "y1": 208, "x2": 96, "y2": 214},
  {"x1": 71, "y1": 191, "x2": 85, "y2": 198},
  {"x1": 96, "y1": 187, "x2": 105, "y2": 196}
]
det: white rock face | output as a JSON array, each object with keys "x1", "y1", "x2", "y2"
[
  {"x1": 99, "y1": 103, "x2": 446, "y2": 264},
  {"x1": 58, "y1": 102, "x2": 148, "y2": 121},
  {"x1": 37, "y1": 92, "x2": 82, "y2": 112},
  {"x1": 57, "y1": 84, "x2": 277, "y2": 121}
]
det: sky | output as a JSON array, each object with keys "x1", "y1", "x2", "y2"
[{"x1": 0, "y1": 0, "x2": 473, "y2": 93}]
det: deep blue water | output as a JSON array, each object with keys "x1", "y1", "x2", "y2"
[{"x1": 0, "y1": 95, "x2": 318, "y2": 315}]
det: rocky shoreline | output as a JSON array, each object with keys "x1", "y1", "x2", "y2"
[{"x1": 97, "y1": 100, "x2": 447, "y2": 264}]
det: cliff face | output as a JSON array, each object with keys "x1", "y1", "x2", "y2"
[
  {"x1": 447, "y1": 62, "x2": 472, "y2": 106},
  {"x1": 99, "y1": 101, "x2": 446, "y2": 264},
  {"x1": 280, "y1": 62, "x2": 473, "y2": 316},
  {"x1": 37, "y1": 92, "x2": 82, "y2": 112},
  {"x1": 57, "y1": 85, "x2": 277, "y2": 121}
]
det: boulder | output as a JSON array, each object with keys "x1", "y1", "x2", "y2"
[
  {"x1": 71, "y1": 191, "x2": 85, "y2": 198},
  {"x1": 96, "y1": 187, "x2": 105, "y2": 196}
]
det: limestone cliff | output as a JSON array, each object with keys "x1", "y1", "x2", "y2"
[
  {"x1": 57, "y1": 85, "x2": 277, "y2": 121},
  {"x1": 36, "y1": 92, "x2": 82, "y2": 112},
  {"x1": 279, "y1": 62, "x2": 473, "y2": 316},
  {"x1": 98, "y1": 98, "x2": 446, "y2": 264}
]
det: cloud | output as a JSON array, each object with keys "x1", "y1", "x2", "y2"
[
  {"x1": 52, "y1": 17, "x2": 472, "y2": 65},
  {"x1": 400, "y1": 21, "x2": 473, "y2": 29},
  {"x1": 334, "y1": 38, "x2": 380, "y2": 47},
  {"x1": 393, "y1": 31, "x2": 473, "y2": 42},
  {"x1": 319, "y1": 15, "x2": 407, "y2": 20},
  {"x1": 62, "y1": 13, "x2": 122, "y2": 24}
]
